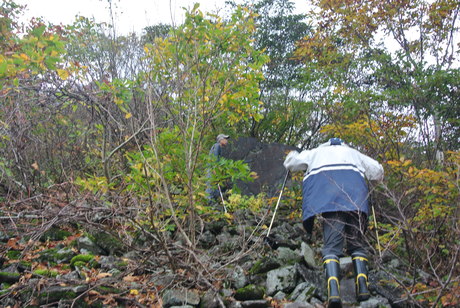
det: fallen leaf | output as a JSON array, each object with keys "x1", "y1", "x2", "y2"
[
  {"x1": 130, "y1": 289, "x2": 139, "y2": 295},
  {"x1": 96, "y1": 272, "x2": 112, "y2": 279},
  {"x1": 123, "y1": 275, "x2": 139, "y2": 282}
]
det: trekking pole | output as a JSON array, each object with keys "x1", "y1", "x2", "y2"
[
  {"x1": 371, "y1": 205, "x2": 382, "y2": 258},
  {"x1": 264, "y1": 170, "x2": 290, "y2": 249},
  {"x1": 217, "y1": 184, "x2": 227, "y2": 213}
]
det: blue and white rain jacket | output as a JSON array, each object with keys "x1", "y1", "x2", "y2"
[{"x1": 283, "y1": 142, "x2": 384, "y2": 223}]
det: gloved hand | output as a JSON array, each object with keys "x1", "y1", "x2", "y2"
[{"x1": 283, "y1": 151, "x2": 307, "y2": 172}]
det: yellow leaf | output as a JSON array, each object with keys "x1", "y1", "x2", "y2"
[
  {"x1": 57, "y1": 69, "x2": 69, "y2": 80},
  {"x1": 20, "y1": 53, "x2": 30, "y2": 61},
  {"x1": 125, "y1": 112, "x2": 132, "y2": 119},
  {"x1": 130, "y1": 289, "x2": 139, "y2": 295}
]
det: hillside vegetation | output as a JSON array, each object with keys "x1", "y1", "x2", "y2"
[{"x1": 0, "y1": 0, "x2": 459, "y2": 307}]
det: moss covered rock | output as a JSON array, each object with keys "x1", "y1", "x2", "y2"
[
  {"x1": 88, "y1": 231, "x2": 125, "y2": 256},
  {"x1": 33, "y1": 269, "x2": 58, "y2": 278},
  {"x1": 0, "y1": 272, "x2": 20, "y2": 283},
  {"x1": 70, "y1": 254, "x2": 98, "y2": 269},
  {"x1": 38, "y1": 247, "x2": 76, "y2": 264},
  {"x1": 234, "y1": 284, "x2": 265, "y2": 301},
  {"x1": 249, "y1": 257, "x2": 280, "y2": 275},
  {"x1": 40, "y1": 227, "x2": 72, "y2": 242},
  {"x1": 37, "y1": 285, "x2": 88, "y2": 305}
]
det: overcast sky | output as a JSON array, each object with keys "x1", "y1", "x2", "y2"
[{"x1": 16, "y1": 0, "x2": 310, "y2": 34}]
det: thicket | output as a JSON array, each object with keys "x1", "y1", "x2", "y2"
[{"x1": 1, "y1": 0, "x2": 459, "y2": 306}]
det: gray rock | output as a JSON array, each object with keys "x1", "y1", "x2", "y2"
[
  {"x1": 359, "y1": 297, "x2": 391, "y2": 308},
  {"x1": 200, "y1": 290, "x2": 224, "y2": 308},
  {"x1": 389, "y1": 258, "x2": 401, "y2": 269},
  {"x1": 107, "y1": 269, "x2": 121, "y2": 277},
  {"x1": 198, "y1": 230, "x2": 216, "y2": 249},
  {"x1": 240, "y1": 299, "x2": 270, "y2": 308},
  {"x1": 289, "y1": 281, "x2": 316, "y2": 303},
  {"x1": 76, "y1": 236, "x2": 105, "y2": 255},
  {"x1": 309, "y1": 297, "x2": 324, "y2": 308},
  {"x1": 58, "y1": 270, "x2": 81, "y2": 280},
  {"x1": 249, "y1": 257, "x2": 280, "y2": 275},
  {"x1": 284, "y1": 302, "x2": 315, "y2": 308},
  {"x1": 55, "y1": 248, "x2": 76, "y2": 264},
  {"x1": 300, "y1": 242, "x2": 317, "y2": 269},
  {"x1": 220, "y1": 288, "x2": 234, "y2": 297},
  {"x1": 216, "y1": 232, "x2": 239, "y2": 253},
  {"x1": 295, "y1": 264, "x2": 325, "y2": 301},
  {"x1": 339, "y1": 277, "x2": 357, "y2": 304},
  {"x1": 340, "y1": 256, "x2": 353, "y2": 273},
  {"x1": 0, "y1": 270, "x2": 20, "y2": 283},
  {"x1": 88, "y1": 230, "x2": 125, "y2": 256},
  {"x1": 266, "y1": 265, "x2": 298, "y2": 296},
  {"x1": 0, "y1": 264, "x2": 19, "y2": 273},
  {"x1": 231, "y1": 266, "x2": 248, "y2": 289},
  {"x1": 276, "y1": 247, "x2": 302, "y2": 265},
  {"x1": 234, "y1": 284, "x2": 265, "y2": 301},
  {"x1": 228, "y1": 301, "x2": 244, "y2": 308},
  {"x1": 273, "y1": 291, "x2": 287, "y2": 301},
  {"x1": 98, "y1": 256, "x2": 124, "y2": 271},
  {"x1": 162, "y1": 289, "x2": 200, "y2": 308},
  {"x1": 37, "y1": 285, "x2": 88, "y2": 305},
  {"x1": 151, "y1": 271, "x2": 176, "y2": 287}
]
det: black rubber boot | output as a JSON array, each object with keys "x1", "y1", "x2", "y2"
[
  {"x1": 352, "y1": 253, "x2": 371, "y2": 302},
  {"x1": 323, "y1": 255, "x2": 342, "y2": 308}
]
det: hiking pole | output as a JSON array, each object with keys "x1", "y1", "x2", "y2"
[
  {"x1": 217, "y1": 184, "x2": 228, "y2": 213},
  {"x1": 264, "y1": 170, "x2": 290, "y2": 249},
  {"x1": 371, "y1": 205, "x2": 382, "y2": 258}
]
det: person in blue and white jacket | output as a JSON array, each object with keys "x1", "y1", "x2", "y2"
[{"x1": 283, "y1": 138, "x2": 383, "y2": 308}]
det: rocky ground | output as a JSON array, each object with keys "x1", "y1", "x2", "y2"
[{"x1": 0, "y1": 200, "x2": 414, "y2": 308}]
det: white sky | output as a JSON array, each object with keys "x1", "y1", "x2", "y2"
[{"x1": 16, "y1": 0, "x2": 310, "y2": 34}]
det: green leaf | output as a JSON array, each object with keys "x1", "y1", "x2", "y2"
[
  {"x1": 0, "y1": 58, "x2": 7, "y2": 76},
  {"x1": 31, "y1": 25, "x2": 46, "y2": 37}
]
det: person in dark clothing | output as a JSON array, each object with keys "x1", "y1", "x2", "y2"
[
  {"x1": 206, "y1": 134, "x2": 230, "y2": 201},
  {"x1": 283, "y1": 138, "x2": 384, "y2": 308}
]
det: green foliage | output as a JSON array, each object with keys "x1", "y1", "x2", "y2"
[
  {"x1": 0, "y1": 13, "x2": 67, "y2": 90},
  {"x1": 210, "y1": 157, "x2": 255, "y2": 191},
  {"x1": 0, "y1": 2, "x2": 85, "y2": 193},
  {"x1": 6, "y1": 250, "x2": 21, "y2": 260},
  {"x1": 0, "y1": 0, "x2": 459, "y2": 304},
  {"x1": 237, "y1": 0, "x2": 314, "y2": 144},
  {"x1": 321, "y1": 113, "x2": 418, "y2": 161},
  {"x1": 379, "y1": 151, "x2": 459, "y2": 277},
  {"x1": 143, "y1": 5, "x2": 268, "y2": 129},
  {"x1": 226, "y1": 193, "x2": 265, "y2": 213}
]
